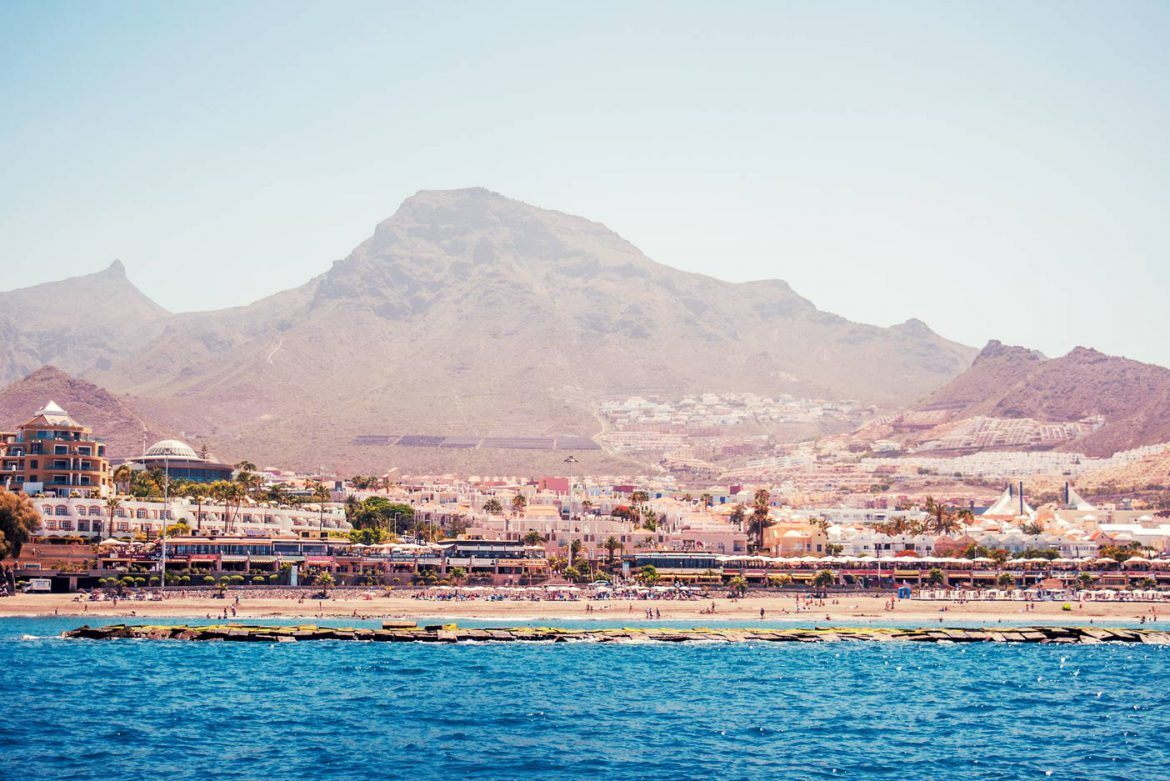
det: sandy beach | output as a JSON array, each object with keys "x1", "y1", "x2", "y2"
[{"x1": 2, "y1": 592, "x2": 1165, "y2": 625}]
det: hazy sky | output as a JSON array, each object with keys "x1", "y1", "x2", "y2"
[{"x1": 3, "y1": 1, "x2": 1168, "y2": 365}]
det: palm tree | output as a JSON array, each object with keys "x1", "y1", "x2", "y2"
[
  {"x1": 266, "y1": 483, "x2": 287, "y2": 506},
  {"x1": 923, "y1": 497, "x2": 967, "y2": 535},
  {"x1": 210, "y1": 480, "x2": 244, "y2": 534},
  {"x1": 235, "y1": 462, "x2": 263, "y2": 501},
  {"x1": 700, "y1": 493, "x2": 713, "y2": 511},
  {"x1": 482, "y1": 498, "x2": 503, "y2": 515},
  {"x1": 522, "y1": 530, "x2": 544, "y2": 546},
  {"x1": 511, "y1": 494, "x2": 527, "y2": 516},
  {"x1": 748, "y1": 488, "x2": 773, "y2": 553},
  {"x1": 105, "y1": 497, "x2": 122, "y2": 538},
  {"x1": 876, "y1": 516, "x2": 912, "y2": 536},
  {"x1": 602, "y1": 536, "x2": 622, "y2": 565},
  {"x1": 0, "y1": 490, "x2": 41, "y2": 558},
  {"x1": 185, "y1": 483, "x2": 209, "y2": 533},
  {"x1": 729, "y1": 503, "x2": 746, "y2": 531},
  {"x1": 728, "y1": 575, "x2": 748, "y2": 596},
  {"x1": 311, "y1": 482, "x2": 331, "y2": 533}
]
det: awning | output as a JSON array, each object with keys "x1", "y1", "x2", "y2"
[{"x1": 305, "y1": 556, "x2": 333, "y2": 565}]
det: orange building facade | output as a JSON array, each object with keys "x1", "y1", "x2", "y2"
[{"x1": 0, "y1": 401, "x2": 112, "y2": 498}]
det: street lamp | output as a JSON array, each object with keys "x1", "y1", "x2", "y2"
[
  {"x1": 160, "y1": 453, "x2": 169, "y2": 594},
  {"x1": 564, "y1": 456, "x2": 578, "y2": 569}
]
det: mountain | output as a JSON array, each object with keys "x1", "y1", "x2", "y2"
[
  {"x1": 0, "y1": 366, "x2": 165, "y2": 458},
  {"x1": 0, "y1": 261, "x2": 169, "y2": 383},
  {"x1": 4, "y1": 189, "x2": 977, "y2": 470},
  {"x1": 912, "y1": 341, "x2": 1170, "y2": 456}
]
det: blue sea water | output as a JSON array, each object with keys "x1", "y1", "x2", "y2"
[{"x1": 2, "y1": 617, "x2": 1168, "y2": 780}]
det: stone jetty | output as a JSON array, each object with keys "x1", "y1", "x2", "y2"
[{"x1": 61, "y1": 624, "x2": 1170, "y2": 645}]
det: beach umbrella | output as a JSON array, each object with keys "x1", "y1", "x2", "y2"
[{"x1": 97, "y1": 538, "x2": 126, "y2": 547}]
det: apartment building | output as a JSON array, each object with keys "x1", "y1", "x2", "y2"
[{"x1": 0, "y1": 401, "x2": 111, "y2": 498}]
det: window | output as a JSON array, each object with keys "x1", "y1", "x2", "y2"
[
  {"x1": 53, "y1": 460, "x2": 68, "y2": 469},
  {"x1": 79, "y1": 447, "x2": 91, "y2": 456},
  {"x1": 55, "y1": 505, "x2": 69, "y2": 516},
  {"x1": 54, "y1": 445, "x2": 67, "y2": 455},
  {"x1": 136, "y1": 509, "x2": 147, "y2": 519}
]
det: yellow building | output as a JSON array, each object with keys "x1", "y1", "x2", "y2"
[{"x1": 763, "y1": 522, "x2": 828, "y2": 557}]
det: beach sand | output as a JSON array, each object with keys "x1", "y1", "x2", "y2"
[{"x1": 1, "y1": 592, "x2": 1164, "y2": 625}]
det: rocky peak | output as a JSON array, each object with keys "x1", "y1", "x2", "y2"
[{"x1": 972, "y1": 339, "x2": 1045, "y2": 365}]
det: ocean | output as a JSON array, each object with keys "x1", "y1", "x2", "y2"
[{"x1": 2, "y1": 616, "x2": 1166, "y2": 780}]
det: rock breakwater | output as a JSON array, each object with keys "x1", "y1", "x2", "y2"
[{"x1": 61, "y1": 624, "x2": 1170, "y2": 644}]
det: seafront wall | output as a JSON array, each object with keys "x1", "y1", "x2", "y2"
[{"x1": 63, "y1": 623, "x2": 1170, "y2": 644}]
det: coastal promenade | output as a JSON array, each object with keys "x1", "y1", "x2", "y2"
[{"x1": 3, "y1": 591, "x2": 1165, "y2": 625}]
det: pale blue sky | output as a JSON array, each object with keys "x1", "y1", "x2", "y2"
[{"x1": 2, "y1": 1, "x2": 1168, "y2": 365}]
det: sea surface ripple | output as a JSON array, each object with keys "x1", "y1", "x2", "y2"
[{"x1": 2, "y1": 617, "x2": 1167, "y2": 780}]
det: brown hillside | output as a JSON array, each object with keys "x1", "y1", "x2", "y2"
[
  {"x1": 916, "y1": 342, "x2": 1170, "y2": 456},
  {"x1": 0, "y1": 366, "x2": 166, "y2": 458}
]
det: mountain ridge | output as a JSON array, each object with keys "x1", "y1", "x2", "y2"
[{"x1": 1, "y1": 188, "x2": 981, "y2": 469}]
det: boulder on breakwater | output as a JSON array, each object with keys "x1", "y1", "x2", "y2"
[{"x1": 60, "y1": 624, "x2": 1170, "y2": 645}]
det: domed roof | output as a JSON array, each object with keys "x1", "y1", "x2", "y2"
[{"x1": 144, "y1": 439, "x2": 200, "y2": 460}]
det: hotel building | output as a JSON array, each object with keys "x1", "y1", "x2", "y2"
[{"x1": 0, "y1": 401, "x2": 111, "y2": 498}]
